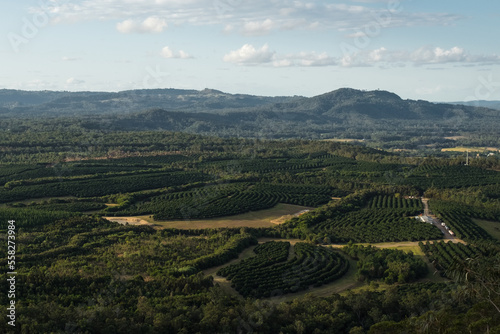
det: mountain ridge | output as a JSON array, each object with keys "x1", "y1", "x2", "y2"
[{"x1": 1, "y1": 87, "x2": 499, "y2": 149}]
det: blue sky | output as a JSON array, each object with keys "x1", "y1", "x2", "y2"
[{"x1": 1, "y1": 0, "x2": 500, "y2": 101}]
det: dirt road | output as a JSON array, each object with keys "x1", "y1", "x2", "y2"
[{"x1": 421, "y1": 198, "x2": 462, "y2": 242}]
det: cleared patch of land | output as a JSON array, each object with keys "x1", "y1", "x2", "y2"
[
  {"x1": 103, "y1": 216, "x2": 151, "y2": 226},
  {"x1": 203, "y1": 244, "x2": 259, "y2": 298},
  {"x1": 473, "y1": 218, "x2": 500, "y2": 241},
  {"x1": 321, "y1": 138, "x2": 365, "y2": 143},
  {"x1": 441, "y1": 146, "x2": 499, "y2": 152},
  {"x1": 151, "y1": 203, "x2": 314, "y2": 229},
  {"x1": 329, "y1": 239, "x2": 463, "y2": 252},
  {"x1": 444, "y1": 136, "x2": 468, "y2": 141}
]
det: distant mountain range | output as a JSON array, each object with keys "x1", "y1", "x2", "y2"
[
  {"x1": 2, "y1": 87, "x2": 499, "y2": 149},
  {"x1": 0, "y1": 88, "x2": 301, "y2": 116}
]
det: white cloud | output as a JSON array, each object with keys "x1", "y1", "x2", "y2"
[
  {"x1": 224, "y1": 43, "x2": 500, "y2": 69},
  {"x1": 369, "y1": 47, "x2": 387, "y2": 62},
  {"x1": 223, "y1": 44, "x2": 337, "y2": 67},
  {"x1": 66, "y1": 77, "x2": 85, "y2": 85},
  {"x1": 241, "y1": 19, "x2": 275, "y2": 36},
  {"x1": 223, "y1": 24, "x2": 234, "y2": 33},
  {"x1": 280, "y1": 8, "x2": 296, "y2": 16},
  {"x1": 116, "y1": 16, "x2": 167, "y2": 34},
  {"x1": 223, "y1": 44, "x2": 275, "y2": 65},
  {"x1": 273, "y1": 59, "x2": 293, "y2": 67},
  {"x1": 161, "y1": 46, "x2": 192, "y2": 59},
  {"x1": 279, "y1": 52, "x2": 337, "y2": 67},
  {"x1": 346, "y1": 31, "x2": 367, "y2": 38},
  {"x1": 341, "y1": 46, "x2": 500, "y2": 67},
  {"x1": 42, "y1": 0, "x2": 462, "y2": 35},
  {"x1": 408, "y1": 46, "x2": 500, "y2": 65}
]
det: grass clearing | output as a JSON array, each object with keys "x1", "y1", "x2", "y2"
[
  {"x1": 473, "y1": 218, "x2": 500, "y2": 241},
  {"x1": 444, "y1": 136, "x2": 468, "y2": 141},
  {"x1": 321, "y1": 138, "x2": 365, "y2": 143},
  {"x1": 441, "y1": 146, "x2": 499, "y2": 152},
  {"x1": 151, "y1": 203, "x2": 314, "y2": 229},
  {"x1": 203, "y1": 244, "x2": 259, "y2": 298},
  {"x1": 103, "y1": 216, "x2": 151, "y2": 226},
  {"x1": 417, "y1": 254, "x2": 448, "y2": 283},
  {"x1": 329, "y1": 241, "x2": 429, "y2": 255}
]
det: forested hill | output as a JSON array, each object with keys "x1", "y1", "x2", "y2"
[
  {"x1": 79, "y1": 88, "x2": 500, "y2": 147},
  {"x1": 0, "y1": 88, "x2": 301, "y2": 116},
  {"x1": 256, "y1": 88, "x2": 500, "y2": 120},
  {"x1": 2, "y1": 87, "x2": 498, "y2": 121},
  {"x1": 2, "y1": 87, "x2": 500, "y2": 149}
]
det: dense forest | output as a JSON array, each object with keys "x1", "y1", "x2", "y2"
[{"x1": 0, "y1": 111, "x2": 499, "y2": 333}]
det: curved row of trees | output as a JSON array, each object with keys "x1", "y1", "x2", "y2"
[{"x1": 218, "y1": 242, "x2": 349, "y2": 298}]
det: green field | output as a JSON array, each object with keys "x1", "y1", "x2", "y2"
[
  {"x1": 473, "y1": 218, "x2": 500, "y2": 241},
  {"x1": 148, "y1": 203, "x2": 313, "y2": 229}
]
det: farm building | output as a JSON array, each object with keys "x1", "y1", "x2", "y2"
[{"x1": 419, "y1": 215, "x2": 433, "y2": 224}]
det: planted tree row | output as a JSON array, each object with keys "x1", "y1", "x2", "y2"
[
  {"x1": 429, "y1": 200, "x2": 494, "y2": 240},
  {"x1": 11, "y1": 199, "x2": 107, "y2": 213},
  {"x1": 112, "y1": 182, "x2": 335, "y2": 219},
  {"x1": 368, "y1": 195, "x2": 422, "y2": 209},
  {"x1": 217, "y1": 241, "x2": 290, "y2": 278},
  {"x1": 0, "y1": 164, "x2": 157, "y2": 187},
  {"x1": 154, "y1": 191, "x2": 279, "y2": 220},
  {"x1": 187, "y1": 233, "x2": 258, "y2": 270},
  {"x1": 419, "y1": 241, "x2": 483, "y2": 276},
  {"x1": 405, "y1": 165, "x2": 500, "y2": 189},
  {"x1": 430, "y1": 199, "x2": 500, "y2": 225},
  {"x1": 314, "y1": 208, "x2": 442, "y2": 243},
  {"x1": 218, "y1": 242, "x2": 349, "y2": 298},
  {"x1": 0, "y1": 171, "x2": 210, "y2": 203}
]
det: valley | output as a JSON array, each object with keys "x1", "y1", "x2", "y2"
[{"x1": 0, "y1": 89, "x2": 499, "y2": 333}]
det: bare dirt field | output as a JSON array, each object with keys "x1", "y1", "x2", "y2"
[{"x1": 103, "y1": 216, "x2": 151, "y2": 226}]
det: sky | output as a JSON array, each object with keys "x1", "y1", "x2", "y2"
[{"x1": 1, "y1": 0, "x2": 500, "y2": 102}]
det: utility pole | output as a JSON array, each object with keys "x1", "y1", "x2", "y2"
[{"x1": 466, "y1": 150, "x2": 469, "y2": 166}]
